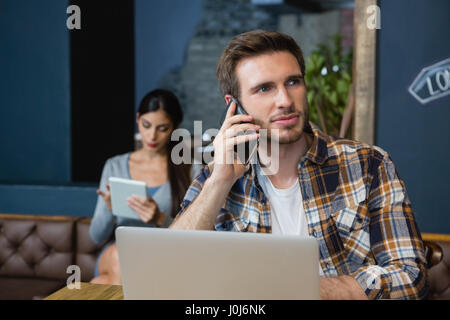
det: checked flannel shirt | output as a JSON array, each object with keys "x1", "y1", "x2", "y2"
[{"x1": 176, "y1": 124, "x2": 428, "y2": 300}]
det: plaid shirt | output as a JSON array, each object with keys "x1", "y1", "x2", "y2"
[{"x1": 177, "y1": 125, "x2": 428, "y2": 300}]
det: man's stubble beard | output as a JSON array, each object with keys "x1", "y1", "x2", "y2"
[{"x1": 266, "y1": 104, "x2": 310, "y2": 145}]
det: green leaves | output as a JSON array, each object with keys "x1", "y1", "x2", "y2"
[
  {"x1": 336, "y1": 79, "x2": 348, "y2": 95},
  {"x1": 305, "y1": 34, "x2": 353, "y2": 137},
  {"x1": 329, "y1": 91, "x2": 338, "y2": 106}
]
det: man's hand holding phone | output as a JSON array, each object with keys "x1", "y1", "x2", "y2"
[
  {"x1": 170, "y1": 99, "x2": 259, "y2": 230},
  {"x1": 210, "y1": 99, "x2": 260, "y2": 185}
]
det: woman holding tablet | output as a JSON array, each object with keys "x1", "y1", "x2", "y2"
[{"x1": 89, "y1": 89, "x2": 200, "y2": 285}]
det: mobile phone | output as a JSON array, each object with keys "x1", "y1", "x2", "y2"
[{"x1": 227, "y1": 97, "x2": 258, "y2": 165}]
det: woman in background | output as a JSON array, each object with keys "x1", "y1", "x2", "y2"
[{"x1": 89, "y1": 89, "x2": 199, "y2": 285}]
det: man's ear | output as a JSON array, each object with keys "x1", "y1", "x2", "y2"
[{"x1": 224, "y1": 94, "x2": 233, "y2": 105}]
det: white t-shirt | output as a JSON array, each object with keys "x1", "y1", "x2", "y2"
[
  {"x1": 255, "y1": 164, "x2": 324, "y2": 276},
  {"x1": 255, "y1": 165, "x2": 308, "y2": 236}
]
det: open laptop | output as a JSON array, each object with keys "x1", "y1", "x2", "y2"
[{"x1": 115, "y1": 227, "x2": 320, "y2": 300}]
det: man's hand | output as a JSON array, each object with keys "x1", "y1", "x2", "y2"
[
  {"x1": 170, "y1": 100, "x2": 259, "y2": 231},
  {"x1": 320, "y1": 275, "x2": 368, "y2": 300},
  {"x1": 127, "y1": 195, "x2": 165, "y2": 226},
  {"x1": 211, "y1": 99, "x2": 260, "y2": 185}
]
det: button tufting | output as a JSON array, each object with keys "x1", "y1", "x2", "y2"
[
  {"x1": 10, "y1": 241, "x2": 20, "y2": 251},
  {"x1": 26, "y1": 260, "x2": 36, "y2": 269}
]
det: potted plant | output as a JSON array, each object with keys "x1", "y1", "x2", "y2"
[{"x1": 305, "y1": 34, "x2": 353, "y2": 138}]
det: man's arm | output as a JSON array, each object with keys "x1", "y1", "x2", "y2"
[
  {"x1": 170, "y1": 99, "x2": 259, "y2": 230},
  {"x1": 170, "y1": 174, "x2": 233, "y2": 230},
  {"x1": 350, "y1": 150, "x2": 428, "y2": 299},
  {"x1": 320, "y1": 276, "x2": 368, "y2": 300}
]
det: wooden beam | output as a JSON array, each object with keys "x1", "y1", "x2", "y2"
[
  {"x1": 353, "y1": 0, "x2": 377, "y2": 145},
  {"x1": 422, "y1": 233, "x2": 450, "y2": 242}
]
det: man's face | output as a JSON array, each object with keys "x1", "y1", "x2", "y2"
[{"x1": 234, "y1": 51, "x2": 309, "y2": 144}]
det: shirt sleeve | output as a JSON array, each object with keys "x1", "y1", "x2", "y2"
[
  {"x1": 352, "y1": 152, "x2": 428, "y2": 299},
  {"x1": 190, "y1": 163, "x2": 204, "y2": 181},
  {"x1": 89, "y1": 159, "x2": 116, "y2": 245},
  {"x1": 173, "y1": 165, "x2": 211, "y2": 221}
]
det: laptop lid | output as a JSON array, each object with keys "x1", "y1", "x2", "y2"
[{"x1": 116, "y1": 227, "x2": 320, "y2": 300}]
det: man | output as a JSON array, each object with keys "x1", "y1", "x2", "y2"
[{"x1": 170, "y1": 30, "x2": 428, "y2": 300}]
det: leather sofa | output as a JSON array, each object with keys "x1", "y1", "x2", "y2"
[
  {"x1": 0, "y1": 214, "x2": 107, "y2": 300},
  {"x1": 423, "y1": 236, "x2": 450, "y2": 300},
  {"x1": 1, "y1": 213, "x2": 449, "y2": 300}
]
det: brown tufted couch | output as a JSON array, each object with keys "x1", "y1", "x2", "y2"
[
  {"x1": 423, "y1": 234, "x2": 450, "y2": 300},
  {"x1": 0, "y1": 214, "x2": 108, "y2": 300},
  {"x1": 1, "y1": 213, "x2": 449, "y2": 300}
]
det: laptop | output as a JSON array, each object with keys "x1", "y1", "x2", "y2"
[{"x1": 115, "y1": 227, "x2": 320, "y2": 300}]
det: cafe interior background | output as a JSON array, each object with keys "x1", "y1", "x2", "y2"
[{"x1": 0, "y1": 0, "x2": 449, "y2": 299}]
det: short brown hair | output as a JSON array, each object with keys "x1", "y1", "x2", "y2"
[{"x1": 216, "y1": 30, "x2": 306, "y2": 98}]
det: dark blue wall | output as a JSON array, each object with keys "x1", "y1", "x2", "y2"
[
  {"x1": 0, "y1": 0, "x2": 203, "y2": 217},
  {"x1": 0, "y1": 184, "x2": 96, "y2": 217},
  {"x1": 0, "y1": 0, "x2": 95, "y2": 217},
  {"x1": 0, "y1": 0, "x2": 71, "y2": 184},
  {"x1": 135, "y1": 0, "x2": 202, "y2": 110},
  {"x1": 0, "y1": 0, "x2": 96, "y2": 217},
  {"x1": 377, "y1": 0, "x2": 450, "y2": 233}
]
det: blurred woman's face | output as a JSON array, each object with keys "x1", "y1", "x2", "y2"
[{"x1": 137, "y1": 109, "x2": 174, "y2": 154}]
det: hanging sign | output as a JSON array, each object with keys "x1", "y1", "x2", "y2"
[{"x1": 408, "y1": 58, "x2": 450, "y2": 105}]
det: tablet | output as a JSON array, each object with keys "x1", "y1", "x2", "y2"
[{"x1": 108, "y1": 177, "x2": 146, "y2": 220}]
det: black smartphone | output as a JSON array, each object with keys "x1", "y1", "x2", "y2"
[{"x1": 227, "y1": 97, "x2": 258, "y2": 165}]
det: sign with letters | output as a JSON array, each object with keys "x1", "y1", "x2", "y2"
[{"x1": 409, "y1": 57, "x2": 450, "y2": 105}]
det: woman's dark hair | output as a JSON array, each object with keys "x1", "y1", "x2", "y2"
[{"x1": 138, "y1": 89, "x2": 191, "y2": 218}]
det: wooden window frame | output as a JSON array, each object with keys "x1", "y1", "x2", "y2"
[{"x1": 353, "y1": 0, "x2": 378, "y2": 145}]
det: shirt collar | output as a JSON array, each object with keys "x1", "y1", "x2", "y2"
[{"x1": 302, "y1": 123, "x2": 329, "y2": 166}]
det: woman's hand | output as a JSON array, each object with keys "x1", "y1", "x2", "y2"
[
  {"x1": 127, "y1": 194, "x2": 165, "y2": 226},
  {"x1": 96, "y1": 183, "x2": 112, "y2": 212}
]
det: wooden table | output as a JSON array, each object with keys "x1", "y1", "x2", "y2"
[{"x1": 44, "y1": 282, "x2": 124, "y2": 300}]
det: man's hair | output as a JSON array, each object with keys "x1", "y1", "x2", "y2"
[{"x1": 216, "y1": 30, "x2": 306, "y2": 98}]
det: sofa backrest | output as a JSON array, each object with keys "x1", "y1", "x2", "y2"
[
  {"x1": 75, "y1": 218, "x2": 106, "y2": 282},
  {"x1": 426, "y1": 238, "x2": 450, "y2": 300},
  {"x1": 0, "y1": 214, "x2": 76, "y2": 281},
  {"x1": 0, "y1": 213, "x2": 107, "y2": 283}
]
